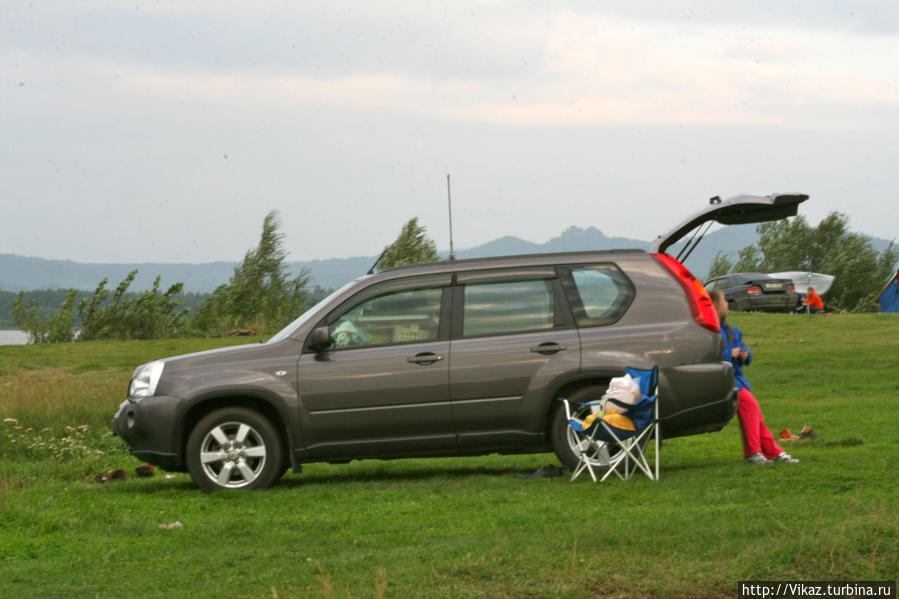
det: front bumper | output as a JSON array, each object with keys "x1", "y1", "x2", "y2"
[{"x1": 113, "y1": 396, "x2": 184, "y2": 471}]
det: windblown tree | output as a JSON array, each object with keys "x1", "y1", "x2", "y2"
[
  {"x1": 12, "y1": 271, "x2": 189, "y2": 343},
  {"x1": 12, "y1": 289, "x2": 78, "y2": 343},
  {"x1": 195, "y1": 211, "x2": 310, "y2": 334},
  {"x1": 77, "y1": 271, "x2": 188, "y2": 340},
  {"x1": 707, "y1": 251, "x2": 735, "y2": 280},
  {"x1": 377, "y1": 217, "x2": 440, "y2": 271},
  {"x1": 714, "y1": 212, "x2": 897, "y2": 311}
]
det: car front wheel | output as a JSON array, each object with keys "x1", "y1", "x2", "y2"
[{"x1": 186, "y1": 407, "x2": 284, "y2": 492}]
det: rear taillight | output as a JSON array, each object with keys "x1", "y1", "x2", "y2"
[
  {"x1": 652, "y1": 253, "x2": 720, "y2": 333},
  {"x1": 746, "y1": 286, "x2": 762, "y2": 295}
]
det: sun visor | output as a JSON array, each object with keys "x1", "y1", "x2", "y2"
[{"x1": 651, "y1": 193, "x2": 809, "y2": 254}]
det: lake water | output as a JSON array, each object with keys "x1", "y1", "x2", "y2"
[{"x1": 0, "y1": 330, "x2": 30, "y2": 345}]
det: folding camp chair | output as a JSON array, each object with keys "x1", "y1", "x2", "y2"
[{"x1": 559, "y1": 366, "x2": 660, "y2": 483}]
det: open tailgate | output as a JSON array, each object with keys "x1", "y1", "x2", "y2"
[{"x1": 651, "y1": 193, "x2": 809, "y2": 255}]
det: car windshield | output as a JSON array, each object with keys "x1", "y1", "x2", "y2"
[{"x1": 266, "y1": 279, "x2": 360, "y2": 344}]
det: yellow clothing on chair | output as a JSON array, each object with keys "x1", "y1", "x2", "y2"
[{"x1": 582, "y1": 411, "x2": 636, "y2": 432}]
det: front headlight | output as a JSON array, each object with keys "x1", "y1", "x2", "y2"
[{"x1": 129, "y1": 361, "x2": 165, "y2": 400}]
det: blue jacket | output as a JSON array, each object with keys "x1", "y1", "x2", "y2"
[{"x1": 721, "y1": 321, "x2": 753, "y2": 391}]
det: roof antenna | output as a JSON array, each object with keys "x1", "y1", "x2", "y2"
[
  {"x1": 366, "y1": 247, "x2": 387, "y2": 275},
  {"x1": 447, "y1": 173, "x2": 455, "y2": 261}
]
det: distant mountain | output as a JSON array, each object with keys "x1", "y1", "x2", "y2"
[
  {"x1": 1, "y1": 225, "x2": 893, "y2": 293},
  {"x1": 453, "y1": 226, "x2": 648, "y2": 260}
]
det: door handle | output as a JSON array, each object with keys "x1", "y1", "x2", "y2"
[
  {"x1": 407, "y1": 352, "x2": 443, "y2": 365},
  {"x1": 530, "y1": 342, "x2": 566, "y2": 355}
]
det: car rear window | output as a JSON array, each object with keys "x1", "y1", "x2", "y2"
[
  {"x1": 564, "y1": 265, "x2": 634, "y2": 326},
  {"x1": 463, "y1": 280, "x2": 554, "y2": 337}
]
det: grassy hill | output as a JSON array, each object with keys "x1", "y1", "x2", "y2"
[{"x1": 1, "y1": 313, "x2": 896, "y2": 597}]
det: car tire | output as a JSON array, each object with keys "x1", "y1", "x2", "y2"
[
  {"x1": 186, "y1": 407, "x2": 284, "y2": 492},
  {"x1": 550, "y1": 385, "x2": 609, "y2": 471}
]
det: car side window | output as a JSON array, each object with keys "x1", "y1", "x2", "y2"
[
  {"x1": 463, "y1": 280, "x2": 554, "y2": 337},
  {"x1": 329, "y1": 287, "x2": 442, "y2": 349},
  {"x1": 564, "y1": 265, "x2": 634, "y2": 326}
]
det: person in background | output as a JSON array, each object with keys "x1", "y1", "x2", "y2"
[
  {"x1": 709, "y1": 289, "x2": 799, "y2": 464},
  {"x1": 796, "y1": 286, "x2": 824, "y2": 313}
]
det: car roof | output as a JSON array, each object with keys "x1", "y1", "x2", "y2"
[{"x1": 371, "y1": 248, "x2": 647, "y2": 279}]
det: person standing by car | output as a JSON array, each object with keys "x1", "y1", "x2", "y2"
[
  {"x1": 709, "y1": 290, "x2": 799, "y2": 464},
  {"x1": 796, "y1": 286, "x2": 824, "y2": 313}
]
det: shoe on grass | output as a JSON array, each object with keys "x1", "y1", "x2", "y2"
[
  {"x1": 773, "y1": 452, "x2": 799, "y2": 463},
  {"x1": 746, "y1": 453, "x2": 770, "y2": 464}
]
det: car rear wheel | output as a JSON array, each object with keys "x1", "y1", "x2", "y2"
[
  {"x1": 186, "y1": 407, "x2": 284, "y2": 492},
  {"x1": 551, "y1": 385, "x2": 610, "y2": 471}
]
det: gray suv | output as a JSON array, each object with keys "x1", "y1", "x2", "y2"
[{"x1": 114, "y1": 193, "x2": 807, "y2": 490}]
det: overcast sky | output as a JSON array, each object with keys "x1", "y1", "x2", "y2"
[{"x1": 2, "y1": 1, "x2": 897, "y2": 264}]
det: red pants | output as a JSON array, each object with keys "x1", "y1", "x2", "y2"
[{"x1": 737, "y1": 388, "x2": 783, "y2": 459}]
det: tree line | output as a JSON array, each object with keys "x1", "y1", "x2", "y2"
[
  {"x1": 0, "y1": 289, "x2": 210, "y2": 330},
  {"x1": 10, "y1": 210, "x2": 893, "y2": 342},
  {"x1": 8, "y1": 213, "x2": 438, "y2": 343}
]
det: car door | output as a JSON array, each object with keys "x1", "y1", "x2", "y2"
[
  {"x1": 448, "y1": 268, "x2": 580, "y2": 450},
  {"x1": 296, "y1": 274, "x2": 454, "y2": 458}
]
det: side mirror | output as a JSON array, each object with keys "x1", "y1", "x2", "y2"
[{"x1": 307, "y1": 326, "x2": 332, "y2": 352}]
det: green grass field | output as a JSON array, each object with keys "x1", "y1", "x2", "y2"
[{"x1": 1, "y1": 314, "x2": 897, "y2": 598}]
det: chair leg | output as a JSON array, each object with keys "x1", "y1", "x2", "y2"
[
  {"x1": 570, "y1": 460, "x2": 585, "y2": 482},
  {"x1": 599, "y1": 424, "x2": 657, "y2": 481},
  {"x1": 655, "y1": 417, "x2": 660, "y2": 481},
  {"x1": 571, "y1": 454, "x2": 597, "y2": 482},
  {"x1": 626, "y1": 427, "x2": 655, "y2": 480},
  {"x1": 601, "y1": 453, "x2": 627, "y2": 481}
]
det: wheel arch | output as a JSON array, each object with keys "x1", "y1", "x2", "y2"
[{"x1": 177, "y1": 392, "x2": 296, "y2": 472}]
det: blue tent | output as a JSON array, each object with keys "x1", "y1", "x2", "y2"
[{"x1": 877, "y1": 270, "x2": 899, "y2": 313}]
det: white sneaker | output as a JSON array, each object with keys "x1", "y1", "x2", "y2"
[
  {"x1": 746, "y1": 453, "x2": 770, "y2": 464},
  {"x1": 773, "y1": 452, "x2": 799, "y2": 463}
]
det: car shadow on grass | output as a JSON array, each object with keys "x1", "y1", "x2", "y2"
[
  {"x1": 95, "y1": 477, "x2": 198, "y2": 494},
  {"x1": 88, "y1": 463, "x2": 559, "y2": 493},
  {"x1": 279, "y1": 464, "x2": 540, "y2": 488}
]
